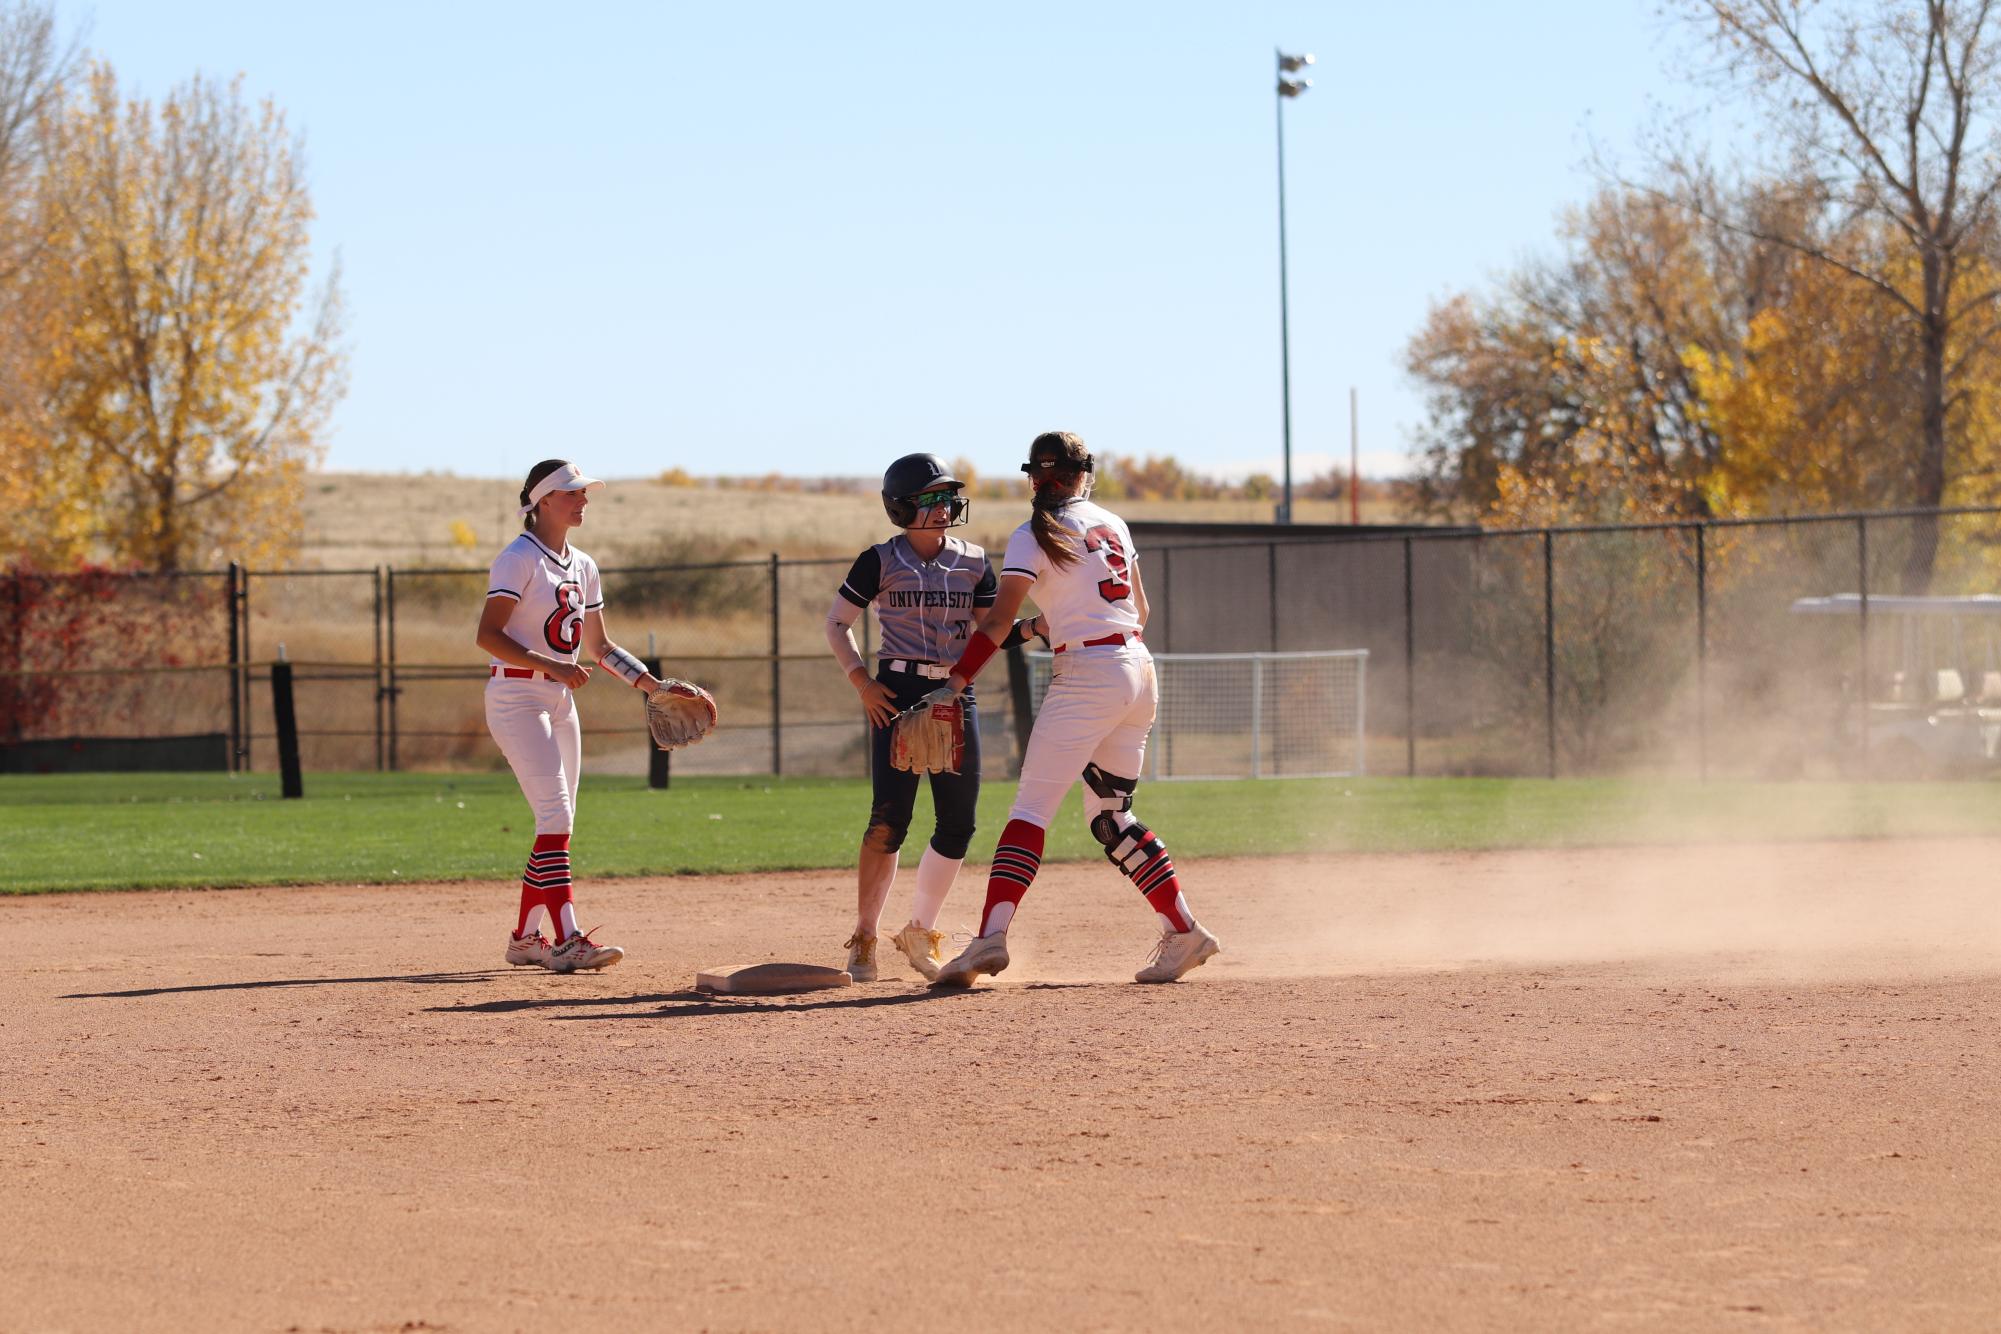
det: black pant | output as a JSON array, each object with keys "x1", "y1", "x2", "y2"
[{"x1": 864, "y1": 665, "x2": 981, "y2": 858}]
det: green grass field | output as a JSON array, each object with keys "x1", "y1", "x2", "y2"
[{"x1": 3, "y1": 771, "x2": 1998, "y2": 894}]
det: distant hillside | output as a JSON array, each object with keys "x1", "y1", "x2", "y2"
[{"x1": 300, "y1": 472, "x2": 1408, "y2": 570}]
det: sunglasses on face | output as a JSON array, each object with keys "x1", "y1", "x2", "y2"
[{"x1": 911, "y1": 488, "x2": 959, "y2": 507}]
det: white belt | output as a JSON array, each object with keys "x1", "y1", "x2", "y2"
[{"x1": 883, "y1": 659, "x2": 950, "y2": 679}]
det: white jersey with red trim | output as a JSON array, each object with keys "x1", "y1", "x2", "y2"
[
  {"x1": 485, "y1": 532, "x2": 604, "y2": 668},
  {"x1": 1000, "y1": 499, "x2": 1142, "y2": 649}
]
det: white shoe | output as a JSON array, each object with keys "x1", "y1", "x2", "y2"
[
  {"x1": 931, "y1": 932, "x2": 1009, "y2": 988},
  {"x1": 890, "y1": 922, "x2": 946, "y2": 981},
  {"x1": 504, "y1": 930, "x2": 553, "y2": 969},
  {"x1": 1135, "y1": 924, "x2": 1220, "y2": 983},
  {"x1": 549, "y1": 931, "x2": 624, "y2": 973},
  {"x1": 844, "y1": 932, "x2": 879, "y2": 982}
]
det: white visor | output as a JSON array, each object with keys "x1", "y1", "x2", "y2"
[{"x1": 518, "y1": 463, "x2": 604, "y2": 515}]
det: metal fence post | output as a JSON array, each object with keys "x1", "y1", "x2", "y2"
[
  {"x1": 1160, "y1": 546, "x2": 1173, "y2": 652},
  {"x1": 373, "y1": 566, "x2": 386, "y2": 771},
  {"x1": 1267, "y1": 542, "x2": 1280, "y2": 651},
  {"x1": 386, "y1": 567, "x2": 400, "y2": 772},
  {"x1": 1007, "y1": 643, "x2": 1035, "y2": 775},
  {"x1": 1542, "y1": 530, "x2": 1557, "y2": 779},
  {"x1": 643, "y1": 656, "x2": 670, "y2": 789},
  {"x1": 1695, "y1": 523, "x2": 1708, "y2": 782},
  {"x1": 1402, "y1": 535, "x2": 1416, "y2": 778},
  {"x1": 226, "y1": 563, "x2": 243, "y2": 772},
  {"x1": 239, "y1": 569, "x2": 253, "y2": 771},
  {"x1": 1250, "y1": 654, "x2": 1264, "y2": 778},
  {"x1": 1857, "y1": 516, "x2": 1870, "y2": 778},
  {"x1": 769, "y1": 553, "x2": 782, "y2": 776},
  {"x1": 271, "y1": 659, "x2": 303, "y2": 799}
]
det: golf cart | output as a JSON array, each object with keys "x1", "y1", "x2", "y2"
[{"x1": 1788, "y1": 593, "x2": 2001, "y2": 778}]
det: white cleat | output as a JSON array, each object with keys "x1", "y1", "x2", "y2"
[
  {"x1": 930, "y1": 931, "x2": 1009, "y2": 989},
  {"x1": 504, "y1": 931, "x2": 554, "y2": 969},
  {"x1": 844, "y1": 932, "x2": 879, "y2": 982},
  {"x1": 890, "y1": 922, "x2": 947, "y2": 981},
  {"x1": 549, "y1": 931, "x2": 624, "y2": 973},
  {"x1": 1135, "y1": 924, "x2": 1220, "y2": 984}
]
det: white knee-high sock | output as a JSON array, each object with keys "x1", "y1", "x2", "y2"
[{"x1": 909, "y1": 845, "x2": 962, "y2": 930}]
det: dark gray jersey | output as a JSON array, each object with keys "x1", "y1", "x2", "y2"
[{"x1": 838, "y1": 535, "x2": 998, "y2": 664}]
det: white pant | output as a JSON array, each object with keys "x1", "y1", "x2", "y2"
[
  {"x1": 1009, "y1": 646, "x2": 1156, "y2": 827},
  {"x1": 486, "y1": 678, "x2": 582, "y2": 835}
]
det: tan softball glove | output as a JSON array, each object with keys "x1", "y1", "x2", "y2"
[
  {"x1": 645, "y1": 679, "x2": 718, "y2": 751},
  {"x1": 888, "y1": 686, "x2": 964, "y2": 775}
]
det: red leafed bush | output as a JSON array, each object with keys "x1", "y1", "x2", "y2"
[{"x1": 0, "y1": 566, "x2": 230, "y2": 742}]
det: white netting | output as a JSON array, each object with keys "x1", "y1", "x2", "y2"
[{"x1": 1025, "y1": 649, "x2": 1367, "y2": 779}]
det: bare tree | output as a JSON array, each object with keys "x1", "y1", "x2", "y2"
[
  {"x1": 0, "y1": 2, "x2": 77, "y2": 267},
  {"x1": 1672, "y1": 0, "x2": 2001, "y2": 589}
]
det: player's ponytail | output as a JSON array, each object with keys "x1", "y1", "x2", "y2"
[
  {"x1": 1026, "y1": 431, "x2": 1090, "y2": 569},
  {"x1": 519, "y1": 459, "x2": 571, "y2": 531}
]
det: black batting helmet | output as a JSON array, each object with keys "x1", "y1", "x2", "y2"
[{"x1": 881, "y1": 453, "x2": 969, "y2": 529}]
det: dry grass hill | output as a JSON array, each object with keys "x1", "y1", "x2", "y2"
[{"x1": 300, "y1": 472, "x2": 1405, "y2": 570}]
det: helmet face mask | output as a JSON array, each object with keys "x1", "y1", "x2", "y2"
[{"x1": 882, "y1": 453, "x2": 970, "y2": 529}]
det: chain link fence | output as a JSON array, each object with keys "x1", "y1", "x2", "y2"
[{"x1": 6, "y1": 505, "x2": 2001, "y2": 780}]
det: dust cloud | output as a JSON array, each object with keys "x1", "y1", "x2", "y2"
[{"x1": 1278, "y1": 839, "x2": 2001, "y2": 983}]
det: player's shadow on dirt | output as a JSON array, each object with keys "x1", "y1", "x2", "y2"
[
  {"x1": 63, "y1": 970, "x2": 509, "y2": 999},
  {"x1": 430, "y1": 982, "x2": 1097, "y2": 1020}
]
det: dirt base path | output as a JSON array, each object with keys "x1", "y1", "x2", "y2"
[{"x1": 5, "y1": 840, "x2": 1999, "y2": 1332}]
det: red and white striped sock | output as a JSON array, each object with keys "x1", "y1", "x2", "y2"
[
  {"x1": 523, "y1": 834, "x2": 574, "y2": 938},
  {"x1": 978, "y1": 819, "x2": 1045, "y2": 936},
  {"x1": 1112, "y1": 821, "x2": 1194, "y2": 933},
  {"x1": 1138, "y1": 864, "x2": 1193, "y2": 934},
  {"x1": 513, "y1": 886, "x2": 547, "y2": 940}
]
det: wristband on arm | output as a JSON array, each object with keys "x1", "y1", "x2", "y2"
[
  {"x1": 998, "y1": 617, "x2": 1041, "y2": 650},
  {"x1": 951, "y1": 633, "x2": 1000, "y2": 683},
  {"x1": 599, "y1": 644, "x2": 649, "y2": 687}
]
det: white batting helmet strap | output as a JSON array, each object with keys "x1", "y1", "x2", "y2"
[{"x1": 518, "y1": 463, "x2": 605, "y2": 515}]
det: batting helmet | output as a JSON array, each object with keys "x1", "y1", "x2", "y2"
[{"x1": 881, "y1": 453, "x2": 969, "y2": 529}]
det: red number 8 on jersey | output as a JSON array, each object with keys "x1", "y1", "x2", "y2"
[
  {"x1": 544, "y1": 580, "x2": 585, "y2": 652},
  {"x1": 1084, "y1": 525, "x2": 1132, "y2": 603}
]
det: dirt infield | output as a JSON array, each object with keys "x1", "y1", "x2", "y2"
[{"x1": 5, "y1": 840, "x2": 1998, "y2": 1332}]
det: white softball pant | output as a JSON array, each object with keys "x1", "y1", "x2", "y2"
[
  {"x1": 485, "y1": 678, "x2": 582, "y2": 835},
  {"x1": 1009, "y1": 645, "x2": 1157, "y2": 827}
]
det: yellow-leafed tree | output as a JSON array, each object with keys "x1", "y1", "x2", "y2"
[
  {"x1": 0, "y1": 1, "x2": 90, "y2": 569},
  {"x1": 34, "y1": 65, "x2": 345, "y2": 571}
]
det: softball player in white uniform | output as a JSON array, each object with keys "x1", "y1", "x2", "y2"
[
  {"x1": 476, "y1": 459, "x2": 666, "y2": 973},
  {"x1": 930, "y1": 431, "x2": 1220, "y2": 986}
]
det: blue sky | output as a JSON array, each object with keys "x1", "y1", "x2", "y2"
[{"x1": 73, "y1": 1, "x2": 1711, "y2": 484}]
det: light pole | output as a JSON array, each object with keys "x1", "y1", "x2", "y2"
[{"x1": 1275, "y1": 49, "x2": 1312, "y2": 525}]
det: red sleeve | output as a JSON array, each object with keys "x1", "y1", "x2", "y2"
[{"x1": 951, "y1": 633, "x2": 1000, "y2": 682}]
